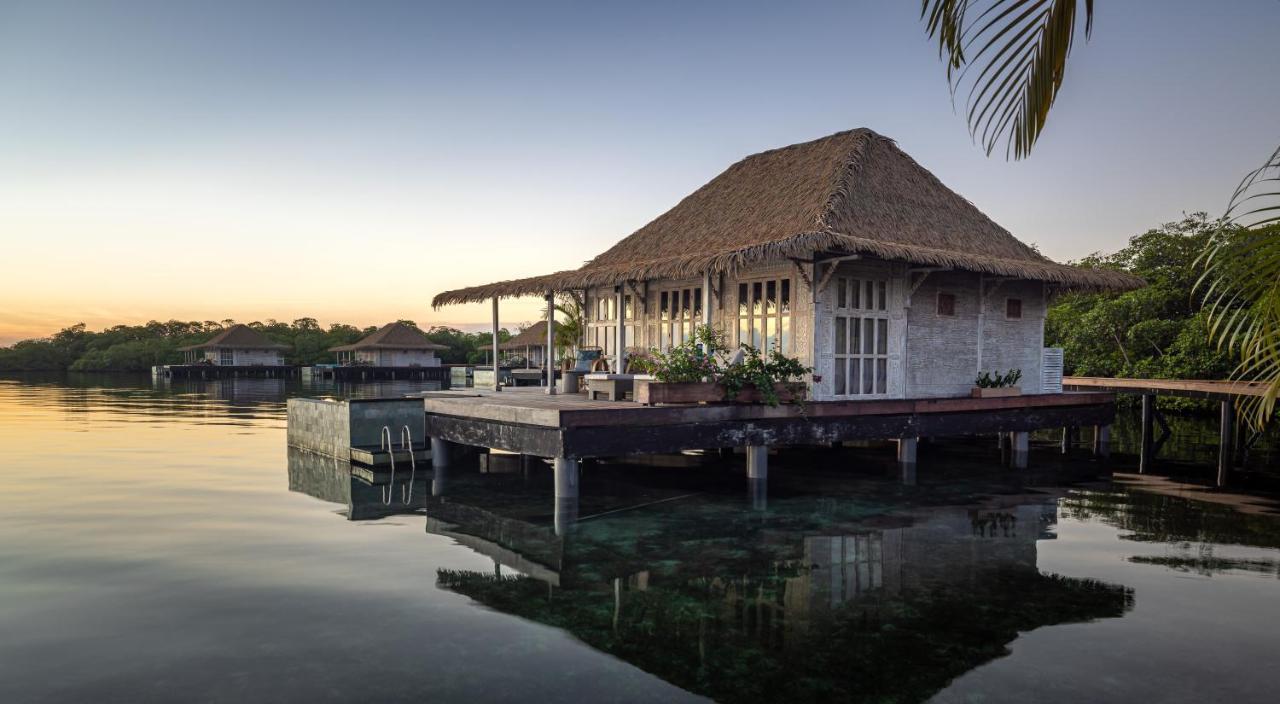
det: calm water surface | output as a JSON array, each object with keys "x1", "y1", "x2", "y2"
[{"x1": 1, "y1": 374, "x2": 1278, "y2": 703}]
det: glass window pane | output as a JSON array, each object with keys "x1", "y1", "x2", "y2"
[
  {"x1": 682, "y1": 290, "x2": 691, "y2": 319},
  {"x1": 660, "y1": 292, "x2": 668, "y2": 320},
  {"x1": 877, "y1": 319, "x2": 888, "y2": 355},
  {"x1": 780, "y1": 309, "x2": 790, "y2": 353},
  {"x1": 863, "y1": 319, "x2": 874, "y2": 355},
  {"x1": 835, "y1": 317, "x2": 846, "y2": 355},
  {"x1": 781, "y1": 279, "x2": 791, "y2": 313},
  {"x1": 834, "y1": 358, "x2": 846, "y2": 396},
  {"x1": 837, "y1": 278, "x2": 846, "y2": 308},
  {"x1": 863, "y1": 359, "x2": 874, "y2": 394},
  {"x1": 850, "y1": 359, "x2": 861, "y2": 395},
  {"x1": 693, "y1": 287, "x2": 703, "y2": 319},
  {"x1": 624, "y1": 295, "x2": 632, "y2": 320},
  {"x1": 878, "y1": 281, "x2": 887, "y2": 310},
  {"x1": 876, "y1": 359, "x2": 888, "y2": 394},
  {"x1": 851, "y1": 279, "x2": 860, "y2": 309},
  {"x1": 738, "y1": 284, "x2": 748, "y2": 316},
  {"x1": 851, "y1": 316, "x2": 861, "y2": 354}
]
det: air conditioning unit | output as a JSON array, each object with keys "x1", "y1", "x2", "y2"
[{"x1": 1041, "y1": 347, "x2": 1064, "y2": 394}]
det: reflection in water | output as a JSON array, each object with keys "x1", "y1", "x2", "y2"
[
  {"x1": 287, "y1": 446, "x2": 428, "y2": 521},
  {"x1": 415, "y1": 470, "x2": 1134, "y2": 704}
]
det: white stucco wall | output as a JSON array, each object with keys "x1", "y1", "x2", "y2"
[
  {"x1": 903, "y1": 272, "x2": 1045, "y2": 398},
  {"x1": 233, "y1": 349, "x2": 285, "y2": 366}
]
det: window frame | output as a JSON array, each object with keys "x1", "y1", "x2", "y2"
[{"x1": 936, "y1": 292, "x2": 957, "y2": 317}]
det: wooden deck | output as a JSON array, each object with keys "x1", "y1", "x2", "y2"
[
  {"x1": 1065, "y1": 376, "x2": 1267, "y2": 401},
  {"x1": 422, "y1": 388, "x2": 1116, "y2": 460}
]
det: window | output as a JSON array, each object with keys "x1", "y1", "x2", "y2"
[
  {"x1": 219, "y1": 349, "x2": 234, "y2": 366},
  {"x1": 733, "y1": 277, "x2": 792, "y2": 352},
  {"x1": 1006, "y1": 298, "x2": 1023, "y2": 320},
  {"x1": 832, "y1": 277, "x2": 890, "y2": 396},
  {"x1": 936, "y1": 292, "x2": 956, "y2": 317},
  {"x1": 656, "y1": 286, "x2": 701, "y2": 350}
]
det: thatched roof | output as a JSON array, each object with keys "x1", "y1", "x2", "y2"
[
  {"x1": 178, "y1": 324, "x2": 290, "y2": 351},
  {"x1": 329, "y1": 322, "x2": 447, "y2": 352},
  {"x1": 433, "y1": 129, "x2": 1142, "y2": 307},
  {"x1": 499, "y1": 321, "x2": 559, "y2": 350}
]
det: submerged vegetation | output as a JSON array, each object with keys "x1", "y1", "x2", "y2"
[{"x1": 0, "y1": 318, "x2": 514, "y2": 372}]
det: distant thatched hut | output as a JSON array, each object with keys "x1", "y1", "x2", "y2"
[
  {"x1": 178, "y1": 324, "x2": 289, "y2": 366},
  {"x1": 499, "y1": 321, "x2": 560, "y2": 368},
  {"x1": 329, "y1": 322, "x2": 446, "y2": 367},
  {"x1": 434, "y1": 129, "x2": 1141, "y2": 400}
]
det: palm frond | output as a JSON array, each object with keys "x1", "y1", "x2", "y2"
[
  {"x1": 1198, "y1": 145, "x2": 1280, "y2": 429},
  {"x1": 920, "y1": 0, "x2": 1093, "y2": 159}
]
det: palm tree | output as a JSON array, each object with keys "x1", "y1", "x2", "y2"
[
  {"x1": 920, "y1": 1, "x2": 1280, "y2": 428},
  {"x1": 553, "y1": 293, "x2": 584, "y2": 361}
]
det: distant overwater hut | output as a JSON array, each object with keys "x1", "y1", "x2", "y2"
[
  {"x1": 155, "y1": 324, "x2": 293, "y2": 379},
  {"x1": 292, "y1": 130, "x2": 1143, "y2": 518},
  {"x1": 307, "y1": 322, "x2": 451, "y2": 385},
  {"x1": 500, "y1": 321, "x2": 561, "y2": 386}
]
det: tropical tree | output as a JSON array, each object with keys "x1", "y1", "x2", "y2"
[
  {"x1": 554, "y1": 293, "x2": 584, "y2": 358},
  {"x1": 919, "y1": 1, "x2": 1280, "y2": 427}
]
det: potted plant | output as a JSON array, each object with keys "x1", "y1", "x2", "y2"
[
  {"x1": 636, "y1": 325, "x2": 811, "y2": 406},
  {"x1": 972, "y1": 369, "x2": 1023, "y2": 398}
]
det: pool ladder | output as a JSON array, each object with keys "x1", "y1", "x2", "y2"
[{"x1": 379, "y1": 424, "x2": 417, "y2": 506}]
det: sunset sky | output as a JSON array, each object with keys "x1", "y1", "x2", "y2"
[{"x1": 2, "y1": 0, "x2": 1278, "y2": 345}]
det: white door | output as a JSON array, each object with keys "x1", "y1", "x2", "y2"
[{"x1": 831, "y1": 276, "x2": 895, "y2": 397}]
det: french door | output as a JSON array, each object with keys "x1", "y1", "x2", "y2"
[{"x1": 832, "y1": 277, "x2": 890, "y2": 397}]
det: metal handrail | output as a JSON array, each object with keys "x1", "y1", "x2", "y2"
[
  {"x1": 399, "y1": 424, "x2": 417, "y2": 504},
  {"x1": 379, "y1": 425, "x2": 396, "y2": 506}
]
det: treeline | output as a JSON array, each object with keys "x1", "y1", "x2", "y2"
[
  {"x1": 0, "y1": 318, "x2": 514, "y2": 372},
  {"x1": 1046, "y1": 213, "x2": 1238, "y2": 381}
]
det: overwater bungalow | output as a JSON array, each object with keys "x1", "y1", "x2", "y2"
[
  {"x1": 295, "y1": 129, "x2": 1146, "y2": 505},
  {"x1": 329, "y1": 322, "x2": 446, "y2": 367},
  {"x1": 499, "y1": 320, "x2": 559, "y2": 369},
  {"x1": 178, "y1": 324, "x2": 289, "y2": 366},
  {"x1": 432, "y1": 129, "x2": 1140, "y2": 400}
]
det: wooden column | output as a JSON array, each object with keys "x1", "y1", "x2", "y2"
[
  {"x1": 745, "y1": 445, "x2": 768, "y2": 480},
  {"x1": 1093, "y1": 424, "x2": 1111, "y2": 461},
  {"x1": 1060, "y1": 426, "x2": 1073, "y2": 455},
  {"x1": 1139, "y1": 394, "x2": 1155, "y2": 473},
  {"x1": 491, "y1": 297, "x2": 501, "y2": 392},
  {"x1": 898, "y1": 437, "x2": 918, "y2": 485},
  {"x1": 615, "y1": 284, "x2": 626, "y2": 374},
  {"x1": 545, "y1": 292, "x2": 557, "y2": 395},
  {"x1": 1011, "y1": 431, "x2": 1029, "y2": 469},
  {"x1": 702, "y1": 271, "x2": 712, "y2": 327},
  {"x1": 1218, "y1": 400, "x2": 1234, "y2": 487}
]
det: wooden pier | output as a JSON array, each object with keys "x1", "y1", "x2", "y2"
[
  {"x1": 1064, "y1": 376, "x2": 1267, "y2": 486},
  {"x1": 153, "y1": 364, "x2": 296, "y2": 379},
  {"x1": 301, "y1": 365, "x2": 452, "y2": 385}
]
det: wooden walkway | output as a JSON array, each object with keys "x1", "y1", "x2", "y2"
[
  {"x1": 1064, "y1": 376, "x2": 1266, "y2": 401},
  {"x1": 1064, "y1": 376, "x2": 1262, "y2": 486}
]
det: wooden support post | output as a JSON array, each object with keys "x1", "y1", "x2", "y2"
[
  {"x1": 545, "y1": 292, "x2": 557, "y2": 395},
  {"x1": 430, "y1": 438, "x2": 451, "y2": 470},
  {"x1": 554, "y1": 457, "x2": 580, "y2": 498},
  {"x1": 553, "y1": 457, "x2": 580, "y2": 536},
  {"x1": 491, "y1": 297, "x2": 501, "y2": 392},
  {"x1": 1218, "y1": 400, "x2": 1234, "y2": 487},
  {"x1": 898, "y1": 437, "x2": 918, "y2": 485},
  {"x1": 702, "y1": 271, "x2": 712, "y2": 327},
  {"x1": 616, "y1": 285, "x2": 626, "y2": 374},
  {"x1": 748, "y1": 476, "x2": 768, "y2": 511},
  {"x1": 745, "y1": 445, "x2": 768, "y2": 480},
  {"x1": 1060, "y1": 426, "x2": 1073, "y2": 455},
  {"x1": 1011, "y1": 431, "x2": 1029, "y2": 469},
  {"x1": 1140, "y1": 394, "x2": 1154, "y2": 474},
  {"x1": 1093, "y1": 425, "x2": 1111, "y2": 461}
]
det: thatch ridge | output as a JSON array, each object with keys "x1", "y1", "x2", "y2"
[
  {"x1": 178, "y1": 324, "x2": 290, "y2": 351},
  {"x1": 329, "y1": 322, "x2": 447, "y2": 352},
  {"x1": 433, "y1": 129, "x2": 1143, "y2": 307}
]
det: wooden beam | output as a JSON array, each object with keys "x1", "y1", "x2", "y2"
[
  {"x1": 1218, "y1": 400, "x2": 1234, "y2": 487},
  {"x1": 1139, "y1": 394, "x2": 1154, "y2": 473},
  {"x1": 491, "y1": 297, "x2": 501, "y2": 392}
]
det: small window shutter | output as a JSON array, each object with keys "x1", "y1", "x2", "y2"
[{"x1": 1041, "y1": 347, "x2": 1064, "y2": 393}]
